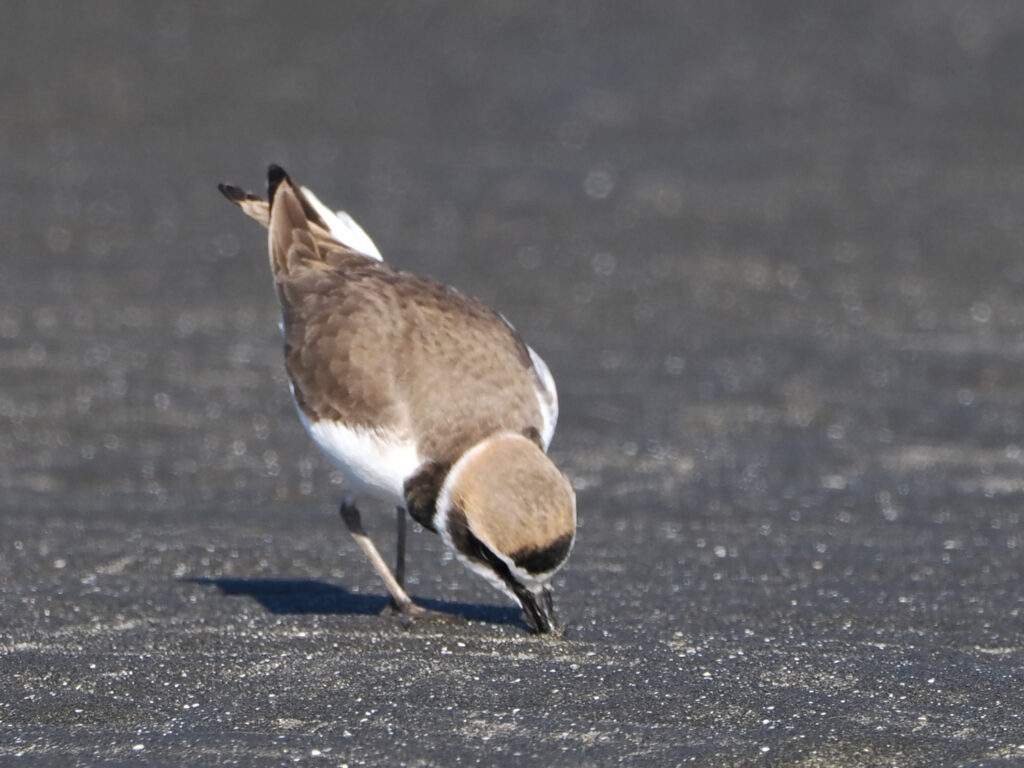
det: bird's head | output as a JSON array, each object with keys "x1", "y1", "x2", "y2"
[{"x1": 436, "y1": 432, "x2": 576, "y2": 635}]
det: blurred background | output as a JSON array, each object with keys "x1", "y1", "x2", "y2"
[
  {"x1": 2, "y1": 2, "x2": 1023, "y2": 764},
  {"x1": 5, "y1": 1, "x2": 1024, "y2": 535}
]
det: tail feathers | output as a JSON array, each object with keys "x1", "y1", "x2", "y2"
[
  {"x1": 217, "y1": 182, "x2": 256, "y2": 204},
  {"x1": 266, "y1": 163, "x2": 289, "y2": 202},
  {"x1": 218, "y1": 166, "x2": 382, "y2": 262},
  {"x1": 267, "y1": 165, "x2": 335, "y2": 236},
  {"x1": 267, "y1": 173, "x2": 325, "y2": 278},
  {"x1": 300, "y1": 186, "x2": 383, "y2": 261},
  {"x1": 218, "y1": 183, "x2": 270, "y2": 227}
]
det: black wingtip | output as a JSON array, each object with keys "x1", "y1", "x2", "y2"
[
  {"x1": 264, "y1": 165, "x2": 329, "y2": 229},
  {"x1": 218, "y1": 182, "x2": 250, "y2": 204},
  {"x1": 267, "y1": 164, "x2": 290, "y2": 203}
]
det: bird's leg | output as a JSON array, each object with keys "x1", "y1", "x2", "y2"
[
  {"x1": 339, "y1": 499, "x2": 430, "y2": 621},
  {"x1": 393, "y1": 506, "x2": 408, "y2": 608},
  {"x1": 395, "y1": 506, "x2": 408, "y2": 587}
]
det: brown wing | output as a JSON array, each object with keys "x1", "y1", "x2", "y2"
[
  {"x1": 279, "y1": 264, "x2": 544, "y2": 464},
  {"x1": 239, "y1": 167, "x2": 545, "y2": 463},
  {"x1": 387, "y1": 272, "x2": 542, "y2": 463}
]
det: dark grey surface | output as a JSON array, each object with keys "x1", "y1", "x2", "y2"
[{"x1": 2, "y1": 2, "x2": 1024, "y2": 766}]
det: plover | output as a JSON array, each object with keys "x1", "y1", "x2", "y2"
[{"x1": 219, "y1": 165, "x2": 576, "y2": 634}]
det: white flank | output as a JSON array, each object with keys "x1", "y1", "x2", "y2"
[
  {"x1": 331, "y1": 210, "x2": 383, "y2": 260},
  {"x1": 300, "y1": 186, "x2": 383, "y2": 261},
  {"x1": 296, "y1": 407, "x2": 419, "y2": 507},
  {"x1": 527, "y1": 345, "x2": 558, "y2": 450}
]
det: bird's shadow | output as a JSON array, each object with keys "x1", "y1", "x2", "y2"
[{"x1": 183, "y1": 577, "x2": 525, "y2": 628}]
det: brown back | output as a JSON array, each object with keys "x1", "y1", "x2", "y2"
[{"x1": 265, "y1": 178, "x2": 545, "y2": 464}]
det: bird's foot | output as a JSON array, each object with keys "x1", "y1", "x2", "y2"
[{"x1": 382, "y1": 599, "x2": 447, "y2": 629}]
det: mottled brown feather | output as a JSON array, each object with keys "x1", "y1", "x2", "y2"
[{"x1": 254, "y1": 176, "x2": 545, "y2": 465}]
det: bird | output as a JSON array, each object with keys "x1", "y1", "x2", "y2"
[{"x1": 218, "y1": 165, "x2": 576, "y2": 634}]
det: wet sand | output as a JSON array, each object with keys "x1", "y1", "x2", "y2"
[{"x1": 2, "y1": 4, "x2": 1023, "y2": 765}]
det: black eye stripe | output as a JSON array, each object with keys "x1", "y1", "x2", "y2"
[
  {"x1": 447, "y1": 502, "x2": 572, "y2": 588},
  {"x1": 447, "y1": 503, "x2": 517, "y2": 588}
]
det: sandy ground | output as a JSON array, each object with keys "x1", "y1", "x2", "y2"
[{"x1": 2, "y1": 3, "x2": 1023, "y2": 766}]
